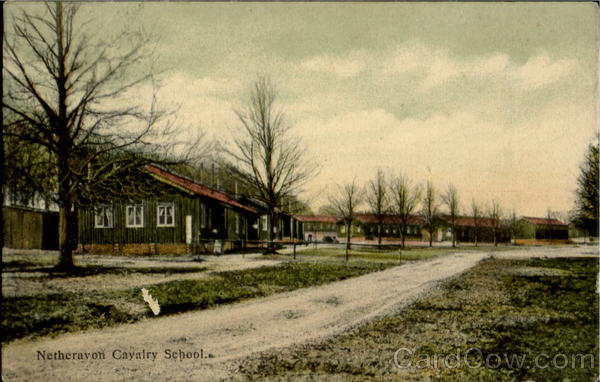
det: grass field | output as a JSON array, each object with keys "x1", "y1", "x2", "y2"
[
  {"x1": 297, "y1": 245, "x2": 512, "y2": 263},
  {"x1": 2, "y1": 260, "x2": 392, "y2": 343},
  {"x1": 235, "y1": 257, "x2": 599, "y2": 381}
]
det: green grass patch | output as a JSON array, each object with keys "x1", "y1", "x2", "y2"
[
  {"x1": 149, "y1": 262, "x2": 391, "y2": 314},
  {"x1": 2, "y1": 262, "x2": 393, "y2": 343},
  {"x1": 3, "y1": 262, "x2": 207, "y2": 276},
  {"x1": 297, "y1": 245, "x2": 508, "y2": 263},
  {"x1": 235, "y1": 257, "x2": 599, "y2": 381}
]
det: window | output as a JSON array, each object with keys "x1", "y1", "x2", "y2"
[
  {"x1": 235, "y1": 214, "x2": 240, "y2": 234},
  {"x1": 94, "y1": 205, "x2": 113, "y2": 228},
  {"x1": 157, "y1": 202, "x2": 175, "y2": 227},
  {"x1": 201, "y1": 202, "x2": 207, "y2": 228},
  {"x1": 261, "y1": 215, "x2": 268, "y2": 231},
  {"x1": 341, "y1": 225, "x2": 346, "y2": 233},
  {"x1": 126, "y1": 204, "x2": 144, "y2": 228}
]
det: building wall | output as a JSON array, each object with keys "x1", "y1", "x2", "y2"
[
  {"x1": 337, "y1": 222, "x2": 423, "y2": 241},
  {"x1": 79, "y1": 195, "x2": 202, "y2": 245},
  {"x1": 515, "y1": 221, "x2": 568, "y2": 240},
  {"x1": 302, "y1": 221, "x2": 337, "y2": 241},
  {"x1": 3, "y1": 206, "x2": 58, "y2": 250}
]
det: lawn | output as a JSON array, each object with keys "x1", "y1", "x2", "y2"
[
  {"x1": 2, "y1": 261, "x2": 392, "y2": 343},
  {"x1": 297, "y1": 245, "x2": 511, "y2": 263},
  {"x1": 235, "y1": 257, "x2": 599, "y2": 381}
]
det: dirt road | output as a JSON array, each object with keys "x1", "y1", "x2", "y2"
[{"x1": 2, "y1": 246, "x2": 595, "y2": 382}]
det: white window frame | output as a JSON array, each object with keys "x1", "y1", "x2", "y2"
[
  {"x1": 157, "y1": 202, "x2": 176, "y2": 227},
  {"x1": 126, "y1": 203, "x2": 144, "y2": 228},
  {"x1": 261, "y1": 215, "x2": 268, "y2": 232},
  {"x1": 94, "y1": 205, "x2": 113, "y2": 228},
  {"x1": 201, "y1": 202, "x2": 207, "y2": 228}
]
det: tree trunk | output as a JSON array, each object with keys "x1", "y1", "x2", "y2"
[
  {"x1": 377, "y1": 222, "x2": 382, "y2": 249},
  {"x1": 452, "y1": 225, "x2": 456, "y2": 248},
  {"x1": 345, "y1": 222, "x2": 351, "y2": 262},
  {"x1": 266, "y1": 212, "x2": 275, "y2": 254},
  {"x1": 400, "y1": 224, "x2": 405, "y2": 249},
  {"x1": 58, "y1": 205, "x2": 76, "y2": 269},
  {"x1": 429, "y1": 228, "x2": 433, "y2": 247},
  {"x1": 0, "y1": 103, "x2": 4, "y2": 259}
]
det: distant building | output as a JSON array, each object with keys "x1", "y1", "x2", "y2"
[
  {"x1": 297, "y1": 215, "x2": 339, "y2": 242},
  {"x1": 238, "y1": 197, "x2": 303, "y2": 243},
  {"x1": 437, "y1": 215, "x2": 510, "y2": 244},
  {"x1": 338, "y1": 213, "x2": 426, "y2": 242},
  {"x1": 515, "y1": 217, "x2": 569, "y2": 241}
]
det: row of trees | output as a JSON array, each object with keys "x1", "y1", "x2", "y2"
[{"x1": 327, "y1": 171, "x2": 510, "y2": 252}]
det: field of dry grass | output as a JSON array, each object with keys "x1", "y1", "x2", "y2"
[{"x1": 234, "y1": 256, "x2": 598, "y2": 381}]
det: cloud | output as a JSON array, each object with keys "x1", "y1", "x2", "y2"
[
  {"x1": 297, "y1": 101, "x2": 593, "y2": 215},
  {"x1": 512, "y1": 52, "x2": 578, "y2": 90},
  {"x1": 300, "y1": 53, "x2": 366, "y2": 78},
  {"x1": 381, "y1": 41, "x2": 578, "y2": 92}
]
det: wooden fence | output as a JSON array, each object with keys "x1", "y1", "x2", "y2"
[{"x1": 3, "y1": 206, "x2": 59, "y2": 250}]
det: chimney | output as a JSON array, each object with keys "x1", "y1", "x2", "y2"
[{"x1": 211, "y1": 163, "x2": 215, "y2": 187}]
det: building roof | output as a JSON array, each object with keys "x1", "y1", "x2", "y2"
[
  {"x1": 296, "y1": 215, "x2": 339, "y2": 223},
  {"x1": 520, "y1": 216, "x2": 567, "y2": 226},
  {"x1": 241, "y1": 197, "x2": 295, "y2": 217},
  {"x1": 354, "y1": 212, "x2": 425, "y2": 225},
  {"x1": 145, "y1": 164, "x2": 257, "y2": 214},
  {"x1": 439, "y1": 215, "x2": 501, "y2": 228}
]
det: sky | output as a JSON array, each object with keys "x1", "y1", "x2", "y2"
[{"x1": 6, "y1": 2, "x2": 599, "y2": 218}]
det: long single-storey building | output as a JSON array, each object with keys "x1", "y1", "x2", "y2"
[
  {"x1": 78, "y1": 164, "x2": 303, "y2": 255},
  {"x1": 515, "y1": 216, "x2": 569, "y2": 241},
  {"x1": 437, "y1": 215, "x2": 510, "y2": 244},
  {"x1": 297, "y1": 215, "x2": 339, "y2": 242},
  {"x1": 337, "y1": 212, "x2": 426, "y2": 242}
]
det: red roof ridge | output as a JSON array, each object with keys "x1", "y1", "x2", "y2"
[
  {"x1": 520, "y1": 216, "x2": 567, "y2": 226},
  {"x1": 296, "y1": 215, "x2": 339, "y2": 223},
  {"x1": 145, "y1": 164, "x2": 257, "y2": 214}
]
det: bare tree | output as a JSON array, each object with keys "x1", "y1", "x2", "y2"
[
  {"x1": 366, "y1": 169, "x2": 389, "y2": 249},
  {"x1": 470, "y1": 199, "x2": 481, "y2": 247},
  {"x1": 317, "y1": 204, "x2": 339, "y2": 216},
  {"x1": 421, "y1": 181, "x2": 439, "y2": 247},
  {"x1": 390, "y1": 173, "x2": 422, "y2": 249},
  {"x1": 3, "y1": 3, "x2": 185, "y2": 270},
  {"x1": 573, "y1": 142, "x2": 599, "y2": 237},
  {"x1": 442, "y1": 184, "x2": 460, "y2": 247},
  {"x1": 328, "y1": 180, "x2": 362, "y2": 261},
  {"x1": 228, "y1": 76, "x2": 311, "y2": 254},
  {"x1": 487, "y1": 200, "x2": 503, "y2": 247},
  {"x1": 546, "y1": 207, "x2": 556, "y2": 241},
  {"x1": 508, "y1": 209, "x2": 519, "y2": 244}
]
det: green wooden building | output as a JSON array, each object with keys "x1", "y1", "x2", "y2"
[
  {"x1": 515, "y1": 216, "x2": 569, "y2": 241},
  {"x1": 78, "y1": 164, "x2": 262, "y2": 255}
]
